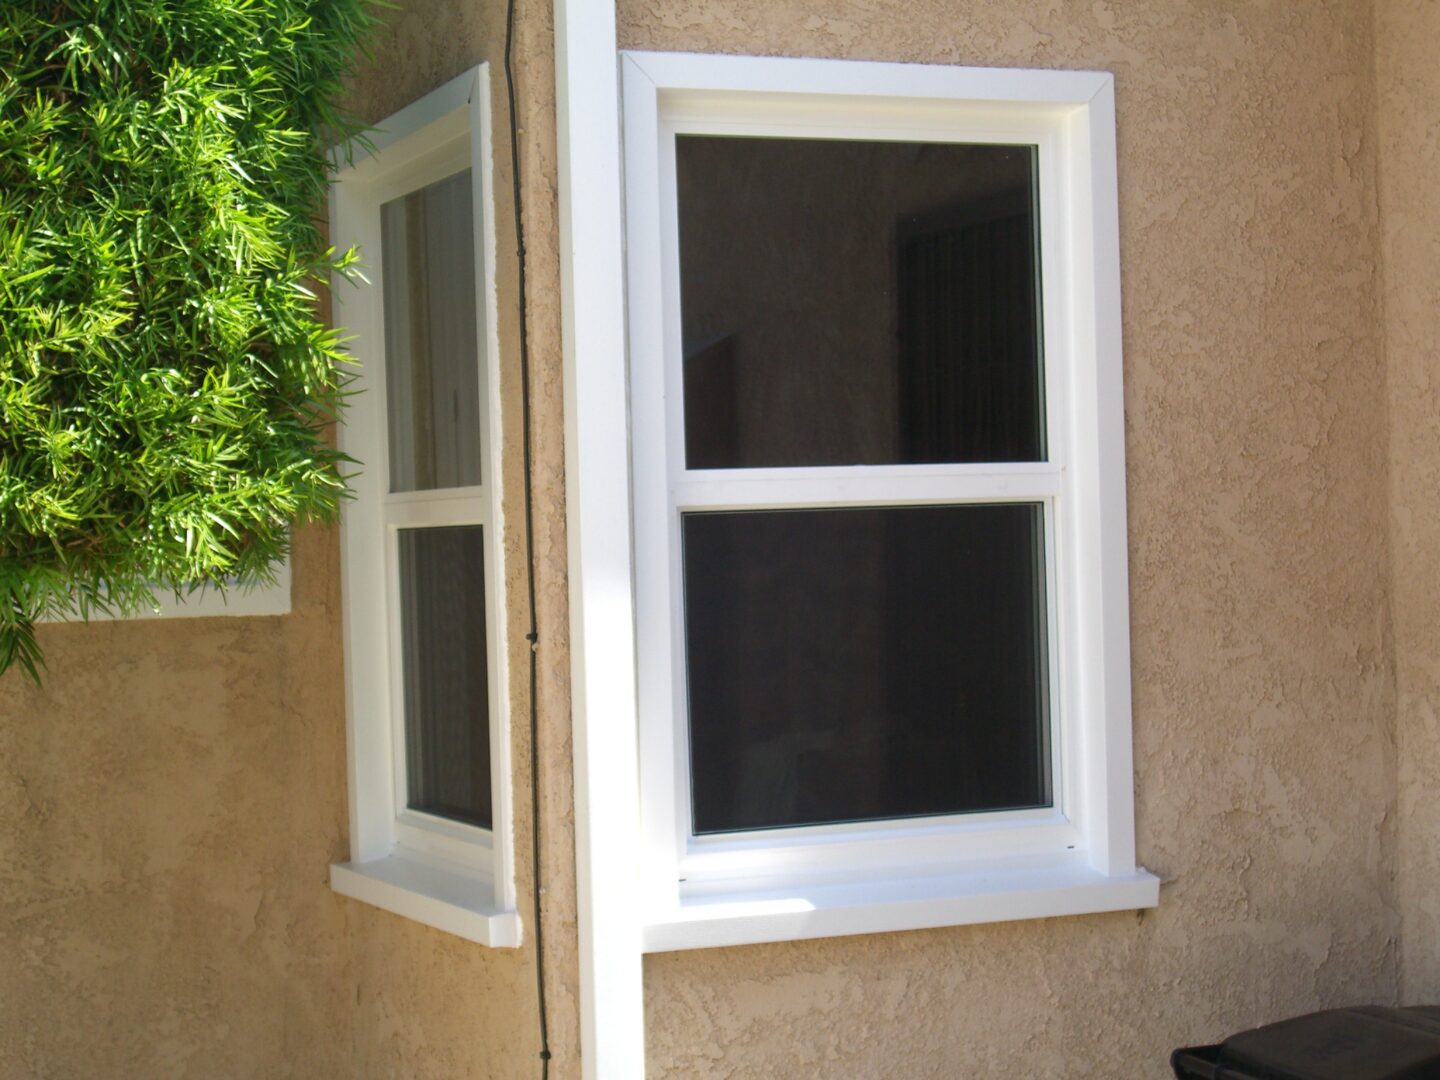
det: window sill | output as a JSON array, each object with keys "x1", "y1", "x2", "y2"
[
  {"x1": 642, "y1": 853, "x2": 1159, "y2": 952},
  {"x1": 330, "y1": 853, "x2": 522, "y2": 948}
]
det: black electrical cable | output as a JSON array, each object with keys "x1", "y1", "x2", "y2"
[{"x1": 503, "y1": 0, "x2": 551, "y2": 1074}]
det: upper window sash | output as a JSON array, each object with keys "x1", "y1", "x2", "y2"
[
  {"x1": 651, "y1": 114, "x2": 1072, "y2": 485},
  {"x1": 668, "y1": 465, "x2": 1064, "y2": 511}
]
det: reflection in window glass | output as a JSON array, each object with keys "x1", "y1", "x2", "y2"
[
  {"x1": 398, "y1": 526, "x2": 491, "y2": 828},
  {"x1": 682, "y1": 503, "x2": 1050, "y2": 834},
  {"x1": 381, "y1": 170, "x2": 482, "y2": 492},
  {"x1": 677, "y1": 136, "x2": 1045, "y2": 469}
]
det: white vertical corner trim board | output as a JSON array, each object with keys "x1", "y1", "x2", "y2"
[
  {"x1": 619, "y1": 50, "x2": 1157, "y2": 954},
  {"x1": 327, "y1": 64, "x2": 519, "y2": 949},
  {"x1": 555, "y1": 3, "x2": 649, "y2": 1079},
  {"x1": 1082, "y1": 79, "x2": 1140, "y2": 877}
]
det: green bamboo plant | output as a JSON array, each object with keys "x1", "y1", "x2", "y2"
[{"x1": 0, "y1": 0, "x2": 382, "y2": 681}]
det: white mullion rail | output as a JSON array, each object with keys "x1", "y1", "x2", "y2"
[
  {"x1": 381, "y1": 493, "x2": 489, "y2": 530},
  {"x1": 672, "y1": 466, "x2": 1060, "y2": 512}
]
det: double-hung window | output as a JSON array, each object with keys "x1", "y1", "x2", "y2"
[
  {"x1": 327, "y1": 67, "x2": 518, "y2": 947},
  {"x1": 621, "y1": 52, "x2": 1157, "y2": 951}
]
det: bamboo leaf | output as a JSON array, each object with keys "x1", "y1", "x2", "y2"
[{"x1": 0, "y1": 0, "x2": 380, "y2": 679}]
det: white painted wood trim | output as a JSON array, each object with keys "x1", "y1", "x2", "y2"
[
  {"x1": 644, "y1": 857, "x2": 1158, "y2": 953},
  {"x1": 1081, "y1": 78, "x2": 1138, "y2": 877},
  {"x1": 555, "y1": 5, "x2": 648, "y2": 1080},
  {"x1": 331, "y1": 856, "x2": 522, "y2": 947},
  {"x1": 472, "y1": 69, "x2": 517, "y2": 915},
  {"x1": 623, "y1": 50, "x2": 1112, "y2": 106},
  {"x1": 334, "y1": 68, "x2": 475, "y2": 173},
  {"x1": 623, "y1": 51, "x2": 685, "y2": 914}
]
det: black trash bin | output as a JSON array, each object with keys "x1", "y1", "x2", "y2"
[{"x1": 1172, "y1": 1006, "x2": 1440, "y2": 1080}]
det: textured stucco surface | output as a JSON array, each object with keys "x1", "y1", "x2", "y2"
[
  {"x1": 1377, "y1": 0, "x2": 1440, "y2": 1005},
  {"x1": 620, "y1": 2, "x2": 1404, "y2": 1076},
  {"x1": 0, "y1": 524, "x2": 356, "y2": 1077},
  {"x1": 0, "y1": 1, "x2": 576, "y2": 1076}
]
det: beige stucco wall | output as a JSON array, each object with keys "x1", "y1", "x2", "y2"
[
  {"x1": 1377, "y1": 0, "x2": 1440, "y2": 1006},
  {"x1": 0, "y1": 1, "x2": 578, "y2": 1077},
  {"x1": 0, "y1": 522, "x2": 356, "y2": 1077},
  {"x1": 619, "y1": 2, "x2": 1404, "y2": 1076}
]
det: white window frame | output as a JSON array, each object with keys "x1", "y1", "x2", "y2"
[
  {"x1": 326, "y1": 66, "x2": 519, "y2": 948},
  {"x1": 621, "y1": 51, "x2": 1157, "y2": 953}
]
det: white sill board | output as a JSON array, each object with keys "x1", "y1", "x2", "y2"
[
  {"x1": 643, "y1": 856, "x2": 1160, "y2": 952},
  {"x1": 331, "y1": 854, "x2": 522, "y2": 948}
]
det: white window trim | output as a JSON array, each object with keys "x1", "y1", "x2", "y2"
[
  {"x1": 620, "y1": 50, "x2": 1158, "y2": 953},
  {"x1": 327, "y1": 66, "x2": 519, "y2": 948},
  {"x1": 556, "y1": 3, "x2": 648, "y2": 1074}
]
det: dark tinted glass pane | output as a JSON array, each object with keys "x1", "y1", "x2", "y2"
[
  {"x1": 683, "y1": 504, "x2": 1049, "y2": 834},
  {"x1": 677, "y1": 136, "x2": 1045, "y2": 469},
  {"x1": 399, "y1": 526, "x2": 491, "y2": 828},
  {"x1": 381, "y1": 170, "x2": 482, "y2": 492}
]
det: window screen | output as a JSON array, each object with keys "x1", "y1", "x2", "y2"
[
  {"x1": 683, "y1": 504, "x2": 1050, "y2": 834},
  {"x1": 676, "y1": 136, "x2": 1045, "y2": 470},
  {"x1": 381, "y1": 170, "x2": 483, "y2": 493}
]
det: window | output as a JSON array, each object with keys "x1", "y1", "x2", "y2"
[
  {"x1": 327, "y1": 66, "x2": 518, "y2": 947},
  {"x1": 621, "y1": 52, "x2": 1157, "y2": 951}
]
